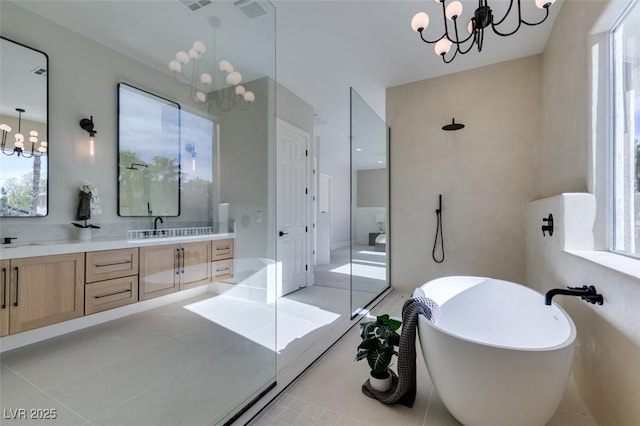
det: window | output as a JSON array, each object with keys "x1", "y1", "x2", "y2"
[{"x1": 612, "y1": 0, "x2": 640, "y2": 257}]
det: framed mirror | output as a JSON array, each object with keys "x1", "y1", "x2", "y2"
[
  {"x1": 118, "y1": 83, "x2": 181, "y2": 217},
  {"x1": 0, "y1": 37, "x2": 49, "y2": 217}
]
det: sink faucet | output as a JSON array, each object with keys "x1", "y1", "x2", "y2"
[
  {"x1": 545, "y1": 285, "x2": 603, "y2": 306},
  {"x1": 153, "y1": 216, "x2": 164, "y2": 235}
]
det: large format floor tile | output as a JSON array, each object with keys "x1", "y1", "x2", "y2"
[{"x1": 250, "y1": 291, "x2": 598, "y2": 426}]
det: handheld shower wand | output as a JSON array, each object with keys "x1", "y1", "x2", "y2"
[{"x1": 432, "y1": 194, "x2": 444, "y2": 263}]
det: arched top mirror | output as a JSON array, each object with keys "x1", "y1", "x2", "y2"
[{"x1": 0, "y1": 36, "x2": 49, "y2": 217}]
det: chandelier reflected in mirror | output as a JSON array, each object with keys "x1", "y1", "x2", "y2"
[
  {"x1": 411, "y1": 0, "x2": 557, "y2": 64},
  {"x1": 0, "y1": 108, "x2": 47, "y2": 158},
  {"x1": 169, "y1": 40, "x2": 255, "y2": 112}
]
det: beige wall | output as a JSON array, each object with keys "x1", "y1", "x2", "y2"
[
  {"x1": 537, "y1": 1, "x2": 640, "y2": 424},
  {"x1": 357, "y1": 169, "x2": 386, "y2": 208},
  {"x1": 387, "y1": 55, "x2": 541, "y2": 290}
]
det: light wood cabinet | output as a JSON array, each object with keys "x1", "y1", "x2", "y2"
[
  {"x1": 1, "y1": 260, "x2": 9, "y2": 337},
  {"x1": 139, "y1": 241, "x2": 211, "y2": 300},
  {"x1": 211, "y1": 238, "x2": 233, "y2": 281},
  {"x1": 212, "y1": 239, "x2": 234, "y2": 261},
  {"x1": 84, "y1": 248, "x2": 139, "y2": 315},
  {"x1": 86, "y1": 248, "x2": 138, "y2": 283},
  {"x1": 85, "y1": 275, "x2": 138, "y2": 315},
  {"x1": 180, "y1": 241, "x2": 211, "y2": 291},
  {"x1": 4, "y1": 254, "x2": 84, "y2": 335}
]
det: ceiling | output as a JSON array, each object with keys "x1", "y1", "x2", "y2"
[{"x1": 9, "y1": 0, "x2": 563, "y2": 168}]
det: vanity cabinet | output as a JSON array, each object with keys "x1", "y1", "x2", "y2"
[
  {"x1": 1, "y1": 260, "x2": 9, "y2": 337},
  {"x1": 212, "y1": 239, "x2": 234, "y2": 281},
  {"x1": 85, "y1": 248, "x2": 139, "y2": 315},
  {"x1": 0, "y1": 254, "x2": 84, "y2": 336},
  {"x1": 139, "y1": 241, "x2": 211, "y2": 300}
]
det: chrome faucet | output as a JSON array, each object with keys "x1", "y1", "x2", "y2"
[
  {"x1": 153, "y1": 216, "x2": 164, "y2": 235},
  {"x1": 545, "y1": 285, "x2": 603, "y2": 306}
]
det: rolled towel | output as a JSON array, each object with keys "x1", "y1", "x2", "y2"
[{"x1": 361, "y1": 293, "x2": 440, "y2": 407}]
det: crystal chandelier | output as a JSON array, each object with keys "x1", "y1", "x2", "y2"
[
  {"x1": 0, "y1": 108, "x2": 47, "y2": 158},
  {"x1": 169, "y1": 40, "x2": 255, "y2": 112},
  {"x1": 411, "y1": 0, "x2": 557, "y2": 63}
]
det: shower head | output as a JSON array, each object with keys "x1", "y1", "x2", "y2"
[{"x1": 442, "y1": 118, "x2": 465, "y2": 131}]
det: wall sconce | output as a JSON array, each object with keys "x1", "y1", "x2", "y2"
[
  {"x1": 185, "y1": 142, "x2": 197, "y2": 172},
  {"x1": 0, "y1": 108, "x2": 47, "y2": 158},
  {"x1": 79, "y1": 116, "x2": 97, "y2": 165}
]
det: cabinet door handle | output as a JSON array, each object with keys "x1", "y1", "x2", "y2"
[
  {"x1": 95, "y1": 289, "x2": 131, "y2": 299},
  {"x1": 13, "y1": 267, "x2": 19, "y2": 307},
  {"x1": 94, "y1": 260, "x2": 132, "y2": 268},
  {"x1": 216, "y1": 246, "x2": 230, "y2": 251},
  {"x1": 1, "y1": 267, "x2": 6, "y2": 309},
  {"x1": 180, "y1": 247, "x2": 185, "y2": 274},
  {"x1": 175, "y1": 248, "x2": 180, "y2": 275}
]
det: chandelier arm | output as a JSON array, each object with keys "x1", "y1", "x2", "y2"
[
  {"x1": 441, "y1": 44, "x2": 460, "y2": 64},
  {"x1": 451, "y1": 18, "x2": 476, "y2": 53},
  {"x1": 491, "y1": 0, "x2": 516, "y2": 27},
  {"x1": 419, "y1": 30, "x2": 448, "y2": 45},
  {"x1": 21, "y1": 147, "x2": 35, "y2": 159},
  {"x1": 521, "y1": 6, "x2": 550, "y2": 26},
  {"x1": 491, "y1": 16, "x2": 523, "y2": 37},
  {"x1": 1, "y1": 148, "x2": 15, "y2": 156}
]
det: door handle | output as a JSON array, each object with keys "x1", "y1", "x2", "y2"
[
  {"x1": 1, "y1": 267, "x2": 6, "y2": 309},
  {"x1": 279, "y1": 231, "x2": 288, "y2": 237},
  {"x1": 13, "y1": 267, "x2": 19, "y2": 307}
]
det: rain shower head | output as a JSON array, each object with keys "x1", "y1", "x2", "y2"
[{"x1": 442, "y1": 118, "x2": 465, "y2": 131}]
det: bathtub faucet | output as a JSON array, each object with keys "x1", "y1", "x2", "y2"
[{"x1": 544, "y1": 285, "x2": 603, "y2": 306}]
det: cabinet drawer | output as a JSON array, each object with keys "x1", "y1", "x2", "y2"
[
  {"x1": 86, "y1": 248, "x2": 139, "y2": 283},
  {"x1": 85, "y1": 276, "x2": 138, "y2": 315},
  {"x1": 212, "y1": 259, "x2": 233, "y2": 280},
  {"x1": 212, "y1": 239, "x2": 234, "y2": 261}
]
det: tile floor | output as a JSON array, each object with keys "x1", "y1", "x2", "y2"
[
  {"x1": 249, "y1": 291, "x2": 599, "y2": 426},
  {"x1": 0, "y1": 283, "x2": 364, "y2": 426}
]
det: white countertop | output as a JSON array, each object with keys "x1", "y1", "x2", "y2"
[{"x1": 0, "y1": 233, "x2": 235, "y2": 260}]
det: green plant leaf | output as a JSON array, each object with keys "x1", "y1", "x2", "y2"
[{"x1": 367, "y1": 347, "x2": 392, "y2": 374}]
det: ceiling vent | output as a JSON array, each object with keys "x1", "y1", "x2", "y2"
[
  {"x1": 234, "y1": 0, "x2": 269, "y2": 19},
  {"x1": 178, "y1": 0, "x2": 212, "y2": 12}
]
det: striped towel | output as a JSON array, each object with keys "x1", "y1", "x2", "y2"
[{"x1": 361, "y1": 289, "x2": 440, "y2": 407}]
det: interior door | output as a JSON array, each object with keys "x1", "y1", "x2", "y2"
[{"x1": 276, "y1": 118, "x2": 310, "y2": 296}]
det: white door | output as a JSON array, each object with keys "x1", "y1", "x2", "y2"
[
  {"x1": 277, "y1": 119, "x2": 310, "y2": 296},
  {"x1": 317, "y1": 173, "x2": 332, "y2": 265}
]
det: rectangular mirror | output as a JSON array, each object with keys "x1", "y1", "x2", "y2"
[
  {"x1": 0, "y1": 37, "x2": 49, "y2": 217},
  {"x1": 118, "y1": 83, "x2": 181, "y2": 217}
]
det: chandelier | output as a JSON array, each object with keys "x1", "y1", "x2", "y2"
[
  {"x1": 411, "y1": 0, "x2": 557, "y2": 63},
  {"x1": 0, "y1": 108, "x2": 47, "y2": 158},
  {"x1": 169, "y1": 40, "x2": 255, "y2": 112}
]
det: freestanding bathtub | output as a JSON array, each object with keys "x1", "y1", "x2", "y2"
[{"x1": 417, "y1": 276, "x2": 576, "y2": 426}]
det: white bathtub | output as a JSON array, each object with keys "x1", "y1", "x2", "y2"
[{"x1": 417, "y1": 276, "x2": 576, "y2": 426}]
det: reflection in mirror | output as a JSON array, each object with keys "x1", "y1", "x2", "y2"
[
  {"x1": 118, "y1": 83, "x2": 180, "y2": 217},
  {"x1": 350, "y1": 87, "x2": 390, "y2": 317},
  {"x1": 0, "y1": 37, "x2": 48, "y2": 217}
]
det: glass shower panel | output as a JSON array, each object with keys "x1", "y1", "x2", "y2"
[
  {"x1": 0, "y1": 1, "x2": 276, "y2": 425},
  {"x1": 350, "y1": 88, "x2": 390, "y2": 317}
]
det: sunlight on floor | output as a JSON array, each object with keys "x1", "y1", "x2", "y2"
[
  {"x1": 357, "y1": 250, "x2": 386, "y2": 256},
  {"x1": 330, "y1": 262, "x2": 386, "y2": 280},
  {"x1": 184, "y1": 295, "x2": 340, "y2": 353}
]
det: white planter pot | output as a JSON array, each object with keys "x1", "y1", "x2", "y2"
[
  {"x1": 369, "y1": 371, "x2": 391, "y2": 392},
  {"x1": 78, "y1": 228, "x2": 92, "y2": 241}
]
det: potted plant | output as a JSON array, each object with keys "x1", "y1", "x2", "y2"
[{"x1": 355, "y1": 314, "x2": 402, "y2": 392}]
